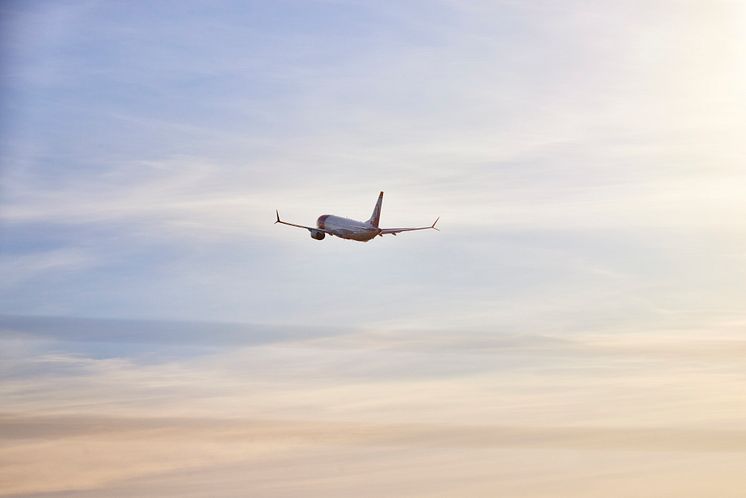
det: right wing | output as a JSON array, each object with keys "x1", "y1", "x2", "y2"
[
  {"x1": 274, "y1": 210, "x2": 333, "y2": 234},
  {"x1": 379, "y1": 217, "x2": 440, "y2": 236}
]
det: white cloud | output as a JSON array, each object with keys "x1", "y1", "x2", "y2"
[{"x1": 0, "y1": 249, "x2": 98, "y2": 287}]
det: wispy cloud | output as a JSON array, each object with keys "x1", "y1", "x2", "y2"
[
  {"x1": 2, "y1": 316, "x2": 746, "y2": 496},
  {"x1": 0, "y1": 249, "x2": 98, "y2": 287},
  {"x1": 3, "y1": 414, "x2": 746, "y2": 496}
]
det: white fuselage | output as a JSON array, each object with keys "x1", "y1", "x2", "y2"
[{"x1": 317, "y1": 215, "x2": 380, "y2": 242}]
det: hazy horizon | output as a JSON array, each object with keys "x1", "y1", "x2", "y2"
[{"x1": 2, "y1": 1, "x2": 746, "y2": 496}]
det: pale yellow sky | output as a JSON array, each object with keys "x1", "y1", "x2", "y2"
[{"x1": 3, "y1": 327, "x2": 746, "y2": 496}]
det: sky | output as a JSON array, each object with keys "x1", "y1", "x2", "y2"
[{"x1": 1, "y1": 0, "x2": 746, "y2": 496}]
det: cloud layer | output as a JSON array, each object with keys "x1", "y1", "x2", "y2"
[{"x1": 3, "y1": 315, "x2": 746, "y2": 496}]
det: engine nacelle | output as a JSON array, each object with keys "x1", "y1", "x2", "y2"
[{"x1": 310, "y1": 230, "x2": 326, "y2": 240}]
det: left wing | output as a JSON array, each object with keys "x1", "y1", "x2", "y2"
[
  {"x1": 274, "y1": 210, "x2": 334, "y2": 235},
  {"x1": 379, "y1": 217, "x2": 440, "y2": 236}
]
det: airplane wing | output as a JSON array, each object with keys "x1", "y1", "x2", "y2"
[
  {"x1": 274, "y1": 210, "x2": 334, "y2": 234},
  {"x1": 379, "y1": 217, "x2": 440, "y2": 236}
]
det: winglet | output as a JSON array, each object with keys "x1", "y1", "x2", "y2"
[
  {"x1": 431, "y1": 217, "x2": 440, "y2": 231},
  {"x1": 275, "y1": 210, "x2": 281, "y2": 224}
]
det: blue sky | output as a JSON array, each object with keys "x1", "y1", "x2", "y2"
[
  {"x1": 3, "y1": 0, "x2": 744, "y2": 328},
  {"x1": 2, "y1": 1, "x2": 746, "y2": 496}
]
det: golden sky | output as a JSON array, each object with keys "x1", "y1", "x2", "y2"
[{"x1": 3, "y1": 323, "x2": 746, "y2": 496}]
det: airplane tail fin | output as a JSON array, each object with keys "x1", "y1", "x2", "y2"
[{"x1": 368, "y1": 191, "x2": 383, "y2": 227}]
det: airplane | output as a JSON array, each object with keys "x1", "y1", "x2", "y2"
[{"x1": 275, "y1": 191, "x2": 439, "y2": 242}]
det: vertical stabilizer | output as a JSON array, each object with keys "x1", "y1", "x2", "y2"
[{"x1": 368, "y1": 191, "x2": 383, "y2": 227}]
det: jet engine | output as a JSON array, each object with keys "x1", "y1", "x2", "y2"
[{"x1": 310, "y1": 230, "x2": 326, "y2": 240}]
